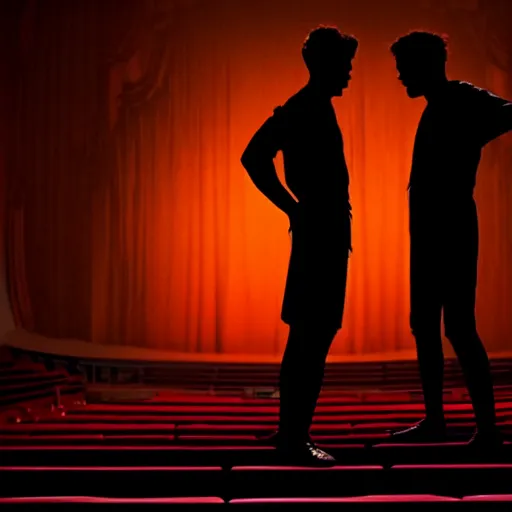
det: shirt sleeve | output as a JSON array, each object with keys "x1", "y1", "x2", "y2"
[{"x1": 467, "y1": 84, "x2": 512, "y2": 146}]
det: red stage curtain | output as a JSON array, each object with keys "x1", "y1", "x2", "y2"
[
  {"x1": 6, "y1": 0, "x2": 512, "y2": 356},
  {"x1": 0, "y1": 1, "x2": 22, "y2": 335}
]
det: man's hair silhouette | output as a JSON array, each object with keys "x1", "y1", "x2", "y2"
[
  {"x1": 390, "y1": 31, "x2": 448, "y2": 63},
  {"x1": 302, "y1": 27, "x2": 358, "y2": 71},
  {"x1": 391, "y1": 31, "x2": 450, "y2": 100}
]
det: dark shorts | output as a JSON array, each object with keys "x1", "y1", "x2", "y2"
[
  {"x1": 281, "y1": 212, "x2": 351, "y2": 330},
  {"x1": 409, "y1": 198, "x2": 479, "y2": 338}
]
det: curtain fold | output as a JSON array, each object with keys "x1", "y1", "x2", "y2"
[
  {"x1": 2, "y1": 1, "x2": 27, "y2": 333},
  {"x1": 7, "y1": 0, "x2": 512, "y2": 356},
  {"x1": 8, "y1": 0, "x2": 119, "y2": 340}
]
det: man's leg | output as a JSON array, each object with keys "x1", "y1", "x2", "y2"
[
  {"x1": 446, "y1": 326, "x2": 498, "y2": 437},
  {"x1": 275, "y1": 218, "x2": 348, "y2": 462},
  {"x1": 391, "y1": 328, "x2": 446, "y2": 441},
  {"x1": 285, "y1": 244, "x2": 349, "y2": 444},
  {"x1": 392, "y1": 239, "x2": 445, "y2": 441},
  {"x1": 278, "y1": 322, "x2": 338, "y2": 444},
  {"x1": 414, "y1": 328, "x2": 445, "y2": 424},
  {"x1": 444, "y1": 266, "x2": 499, "y2": 443}
]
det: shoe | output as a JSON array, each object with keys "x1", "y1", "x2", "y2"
[
  {"x1": 257, "y1": 430, "x2": 280, "y2": 445},
  {"x1": 467, "y1": 428, "x2": 503, "y2": 450},
  {"x1": 262, "y1": 430, "x2": 336, "y2": 466},
  {"x1": 276, "y1": 441, "x2": 337, "y2": 467},
  {"x1": 389, "y1": 418, "x2": 447, "y2": 443}
]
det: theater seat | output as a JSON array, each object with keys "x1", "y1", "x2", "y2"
[
  {"x1": 228, "y1": 465, "x2": 385, "y2": 498},
  {"x1": 0, "y1": 497, "x2": 225, "y2": 503},
  {"x1": 389, "y1": 464, "x2": 512, "y2": 496},
  {"x1": 0, "y1": 466, "x2": 224, "y2": 498},
  {"x1": 463, "y1": 495, "x2": 512, "y2": 501},
  {"x1": 177, "y1": 435, "x2": 258, "y2": 443},
  {"x1": 229, "y1": 495, "x2": 460, "y2": 503},
  {"x1": 0, "y1": 435, "x2": 104, "y2": 445}
]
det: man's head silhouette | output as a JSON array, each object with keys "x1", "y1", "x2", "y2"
[
  {"x1": 391, "y1": 31, "x2": 448, "y2": 98},
  {"x1": 302, "y1": 26, "x2": 358, "y2": 98}
]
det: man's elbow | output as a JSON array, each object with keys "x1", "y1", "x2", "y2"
[
  {"x1": 241, "y1": 147, "x2": 265, "y2": 171},
  {"x1": 240, "y1": 149, "x2": 252, "y2": 170},
  {"x1": 506, "y1": 103, "x2": 512, "y2": 130}
]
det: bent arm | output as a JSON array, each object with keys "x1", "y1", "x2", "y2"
[
  {"x1": 241, "y1": 117, "x2": 297, "y2": 217},
  {"x1": 491, "y1": 102, "x2": 512, "y2": 139},
  {"x1": 474, "y1": 87, "x2": 512, "y2": 145}
]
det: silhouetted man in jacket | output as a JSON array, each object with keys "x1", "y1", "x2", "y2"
[
  {"x1": 391, "y1": 31, "x2": 512, "y2": 446},
  {"x1": 241, "y1": 26, "x2": 357, "y2": 464}
]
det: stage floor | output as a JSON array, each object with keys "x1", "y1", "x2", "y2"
[{"x1": 4, "y1": 328, "x2": 512, "y2": 365}]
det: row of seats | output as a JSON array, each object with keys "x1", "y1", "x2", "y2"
[
  {"x1": 1, "y1": 494, "x2": 512, "y2": 504},
  {"x1": 5, "y1": 421, "x2": 508, "y2": 433},
  {"x1": 68, "y1": 398, "x2": 512, "y2": 410},
  {"x1": 132, "y1": 358, "x2": 512, "y2": 392},
  {"x1": 3, "y1": 442, "x2": 512, "y2": 467},
  {"x1": 0, "y1": 349, "x2": 84, "y2": 408},
  {"x1": 2, "y1": 464, "x2": 512, "y2": 498},
  {"x1": 2, "y1": 347, "x2": 512, "y2": 507}
]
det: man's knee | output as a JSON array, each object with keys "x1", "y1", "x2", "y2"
[
  {"x1": 444, "y1": 318, "x2": 478, "y2": 345},
  {"x1": 410, "y1": 306, "x2": 441, "y2": 339},
  {"x1": 411, "y1": 321, "x2": 442, "y2": 343},
  {"x1": 445, "y1": 325, "x2": 484, "y2": 356},
  {"x1": 287, "y1": 322, "x2": 337, "y2": 361},
  {"x1": 444, "y1": 299, "x2": 477, "y2": 342}
]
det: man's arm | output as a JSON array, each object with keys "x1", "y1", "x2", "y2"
[
  {"x1": 489, "y1": 102, "x2": 512, "y2": 141},
  {"x1": 240, "y1": 113, "x2": 297, "y2": 218},
  {"x1": 471, "y1": 85, "x2": 512, "y2": 145}
]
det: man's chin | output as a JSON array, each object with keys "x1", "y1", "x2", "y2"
[{"x1": 406, "y1": 87, "x2": 423, "y2": 98}]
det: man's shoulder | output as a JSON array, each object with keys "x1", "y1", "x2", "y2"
[
  {"x1": 445, "y1": 80, "x2": 477, "y2": 99},
  {"x1": 273, "y1": 88, "x2": 309, "y2": 118},
  {"x1": 449, "y1": 80, "x2": 499, "y2": 103},
  {"x1": 450, "y1": 80, "x2": 476, "y2": 90}
]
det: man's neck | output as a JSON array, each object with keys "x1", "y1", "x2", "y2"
[
  {"x1": 305, "y1": 79, "x2": 332, "y2": 102},
  {"x1": 424, "y1": 76, "x2": 450, "y2": 103}
]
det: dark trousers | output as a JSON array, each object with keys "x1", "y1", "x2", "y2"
[{"x1": 410, "y1": 198, "x2": 496, "y2": 430}]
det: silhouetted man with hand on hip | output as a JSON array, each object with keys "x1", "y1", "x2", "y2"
[
  {"x1": 241, "y1": 26, "x2": 356, "y2": 465},
  {"x1": 391, "y1": 31, "x2": 512, "y2": 447}
]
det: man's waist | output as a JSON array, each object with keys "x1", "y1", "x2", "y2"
[
  {"x1": 299, "y1": 198, "x2": 352, "y2": 213},
  {"x1": 408, "y1": 184, "x2": 475, "y2": 200},
  {"x1": 298, "y1": 191, "x2": 350, "y2": 205}
]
